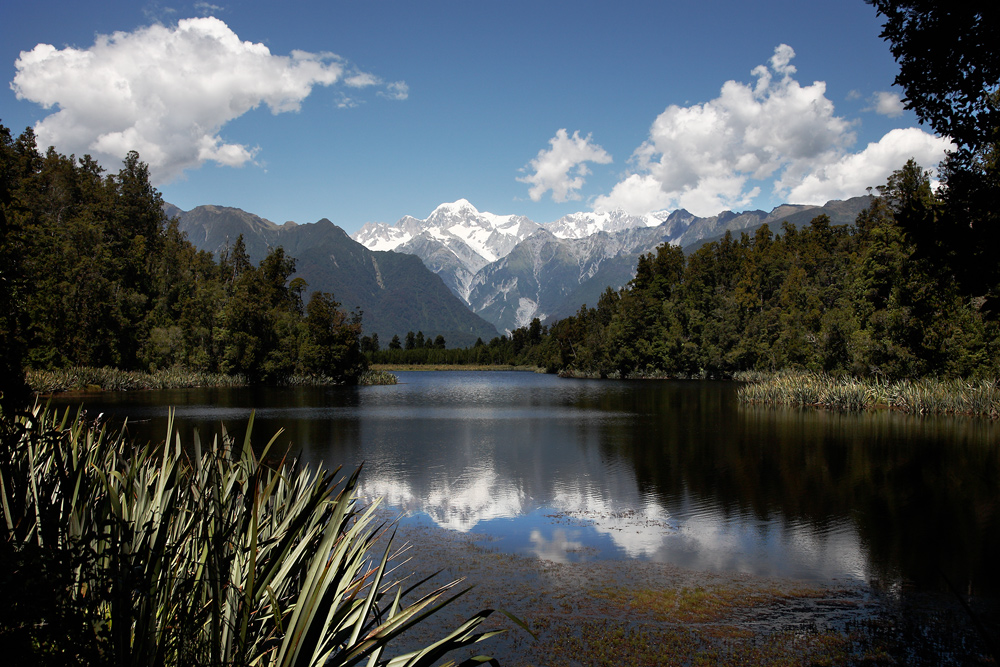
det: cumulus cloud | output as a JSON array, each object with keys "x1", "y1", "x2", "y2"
[
  {"x1": 784, "y1": 128, "x2": 954, "y2": 202},
  {"x1": 518, "y1": 129, "x2": 612, "y2": 203},
  {"x1": 592, "y1": 45, "x2": 949, "y2": 217},
  {"x1": 11, "y1": 17, "x2": 402, "y2": 183},
  {"x1": 867, "y1": 91, "x2": 905, "y2": 117}
]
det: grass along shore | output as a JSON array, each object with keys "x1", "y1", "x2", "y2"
[
  {"x1": 738, "y1": 370, "x2": 1000, "y2": 417},
  {"x1": 27, "y1": 366, "x2": 397, "y2": 394},
  {"x1": 371, "y1": 363, "x2": 540, "y2": 372}
]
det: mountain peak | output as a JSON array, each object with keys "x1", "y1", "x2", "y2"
[{"x1": 431, "y1": 199, "x2": 480, "y2": 216}]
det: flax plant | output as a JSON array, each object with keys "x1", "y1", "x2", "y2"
[{"x1": 0, "y1": 404, "x2": 504, "y2": 666}]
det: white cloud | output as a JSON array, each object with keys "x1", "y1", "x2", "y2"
[
  {"x1": 518, "y1": 129, "x2": 612, "y2": 203},
  {"x1": 868, "y1": 91, "x2": 905, "y2": 118},
  {"x1": 344, "y1": 71, "x2": 380, "y2": 88},
  {"x1": 784, "y1": 127, "x2": 954, "y2": 203},
  {"x1": 379, "y1": 81, "x2": 409, "y2": 101},
  {"x1": 10, "y1": 17, "x2": 398, "y2": 183},
  {"x1": 593, "y1": 45, "x2": 949, "y2": 217},
  {"x1": 194, "y1": 2, "x2": 225, "y2": 16},
  {"x1": 336, "y1": 94, "x2": 361, "y2": 109}
]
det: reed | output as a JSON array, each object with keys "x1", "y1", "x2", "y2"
[
  {"x1": 285, "y1": 370, "x2": 399, "y2": 386},
  {"x1": 737, "y1": 370, "x2": 1000, "y2": 417},
  {"x1": 0, "y1": 404, "x2": 504, "y2": 665},
  {"x1": 29, "y1": 366, "x2": 399, "y2": 393},
  {"x1": 27, "y1": 366, "x2": 248, "y2": 393},
  {"x1": 357, "y1": 369, "x2": 399, "y2": 385}
]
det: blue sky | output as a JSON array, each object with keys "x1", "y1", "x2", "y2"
[{"x1": 2, "y1": 0, "x2": 952, "y2": 234}]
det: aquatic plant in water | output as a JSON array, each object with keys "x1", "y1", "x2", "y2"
[{"x1": 737, "y1": 370, "x2": 1000, "y2": 417}]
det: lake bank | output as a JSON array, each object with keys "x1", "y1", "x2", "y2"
[
  {"x1": 27, "y1": 365, "x2": 397, "y2": 394},
  {"x1": 378, "y1": 511, "x2": 997, "y2": 666},
  {"x1": 42, "y1": 371, "x2": 1000, "y2": 663},
  {"x1": 738, "y1": 370, "x2": 1000, "y2": 418},
  {"x1": 370, "y1": 363, "x2": 540, "y2": 372}
]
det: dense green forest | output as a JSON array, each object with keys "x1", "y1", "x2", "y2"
[
  {"x1": 0, "y1": 123, "x2": 367, "y2": 407},
  {"x1": 377, "y1": 0, "x2": 1000, "y2": 382},
  {"x1": 374, "y1": 157, "x2": 1000, "y2": 382}
]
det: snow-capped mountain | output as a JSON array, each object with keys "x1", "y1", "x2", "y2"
[
  {"x1": 352, "y1": 196, "x2": 873, "y2": 333},
  {"x1": 353, "y1": 200, "x2": 539, "y2": 300},
  {"x1": 467, "y1": 225, "x2": 684, "y2": 331},
  {"x1": 545, "y1": 209, "x2": 665, "y2": 239}
]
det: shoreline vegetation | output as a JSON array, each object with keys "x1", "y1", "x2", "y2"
[
  {"x1": 371, "y1": 363, "x2": 539, "y2": 372},
  {"x1": 0, "y1": 404, "x2": 500, "y2": 664},
  {"x1": 27, "y1": 365, "x2": 398, "y2": 394},
  {"x1": 29, "y1": 363, "x2": 1000, "y2": 422},
  {"x1": 737, "y1": 370, "x2": 1000, "y2": 418}
]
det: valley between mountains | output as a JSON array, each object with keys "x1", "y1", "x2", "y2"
[{"x1": 167, "y1": 196, "x2": 871, "y2": 345}]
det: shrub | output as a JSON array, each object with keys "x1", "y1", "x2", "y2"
[{"x1": 0, "y1": 404, "x2": 502, "y2": 666}]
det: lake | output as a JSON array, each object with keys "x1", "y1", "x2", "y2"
[{"x1": 50, "y1": 370, "x2": 1000, "y2": 598}]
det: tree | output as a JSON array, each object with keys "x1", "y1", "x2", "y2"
[
  {"x1": 868, "y1": 1, "x2": 1000, "y2": 312},
  {"x1": 404, "y1": 331, "x2": 416, "y2": 350},
  {"x1": 300, "y1": 292, "x2": 366, "y2": 382},
  {"x1": 868, "y1": 1, "x2": 999, "y2": 154},
  {"x1": 0, "y1": 123, "x2": 30, "y2": 409},
  {"x1": 389, "y1": 334, "x2": 402, "y2": 350}
]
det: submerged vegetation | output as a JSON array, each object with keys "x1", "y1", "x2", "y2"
[{"x1": 0, "y1": 404, "x2": 500, "y2": 665}]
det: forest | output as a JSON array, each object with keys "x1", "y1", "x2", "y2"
[
  {"x1": 0, "y1": 124, "x2": 369, "y2": 408},
  {"x1": 413, "y1": 159, "x2": 996, "y2": 381},
  {"x1": 372, "y1": 157, "x2": 1000, "y2": 383},
  {"x1": 376, "y1": 0, "x2": 1000, "y2": 384}
]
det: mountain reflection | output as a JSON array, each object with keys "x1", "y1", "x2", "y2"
[{"x1": 52, "y1": 371, "x2": 1000, "y2": 594}]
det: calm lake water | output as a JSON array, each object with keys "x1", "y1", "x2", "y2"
[{"x1": 50, "y1": 370, "x2": 1000, "y2": 597}]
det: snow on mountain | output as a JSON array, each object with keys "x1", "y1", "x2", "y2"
[
  {"x1": 351, "y1": 200, "x2": 660, "y2": 287},
  {"x1": 352, "y1": 200, "x2": 540, "y2": 302},
  {"x1": 545, "y1": 209, "x2": 661, "y2": 239},
  {"x1": 352, "y1": 200, "x2": 704, "y2": 325},
  {"x1": 354, "y1": 199, "x2": 538, "y2": 263},
  {"x1": 352, "y1": 197, "x2": 872, "y2": 333}
]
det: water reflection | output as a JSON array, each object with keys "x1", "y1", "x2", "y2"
[{"x1": 50, "y1": 371, "x2": 1000, "y2": 594}]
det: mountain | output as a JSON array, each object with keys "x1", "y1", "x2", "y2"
[
  {"x1": 354, "y1": 199, "x2": 540, "y2": 301},
  {"x1": 353, "y1": 201, "x2": 670, "y2": 302},
  {"x1": 353, "y1": 197, "x2": 873, "y2": 333},
  {"x1": 167, "y1": 205, "x2": 499, "y2": 347},
  {"x1": 165, "y1": 195, "x2": 874, "y2": 343},
  {"x1": 465, "y1": 225, "x2": 684, "y2": 332},
  {"x1": 679, "y1": 196, "x2": 872, "y2": 253},
  {"x1": 544, "y1": 208, "x2": 672, "y2": 239}
]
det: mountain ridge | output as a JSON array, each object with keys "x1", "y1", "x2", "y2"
[
  {"x1": 166, "y1": 196, "x2": 873, "y2": 339},
  {"x1": 166, "y1": 205, "x2": 499, "y2": 347},
  {"x1": 352, "y1": 197, "x2": 873, "y2": 331}
]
